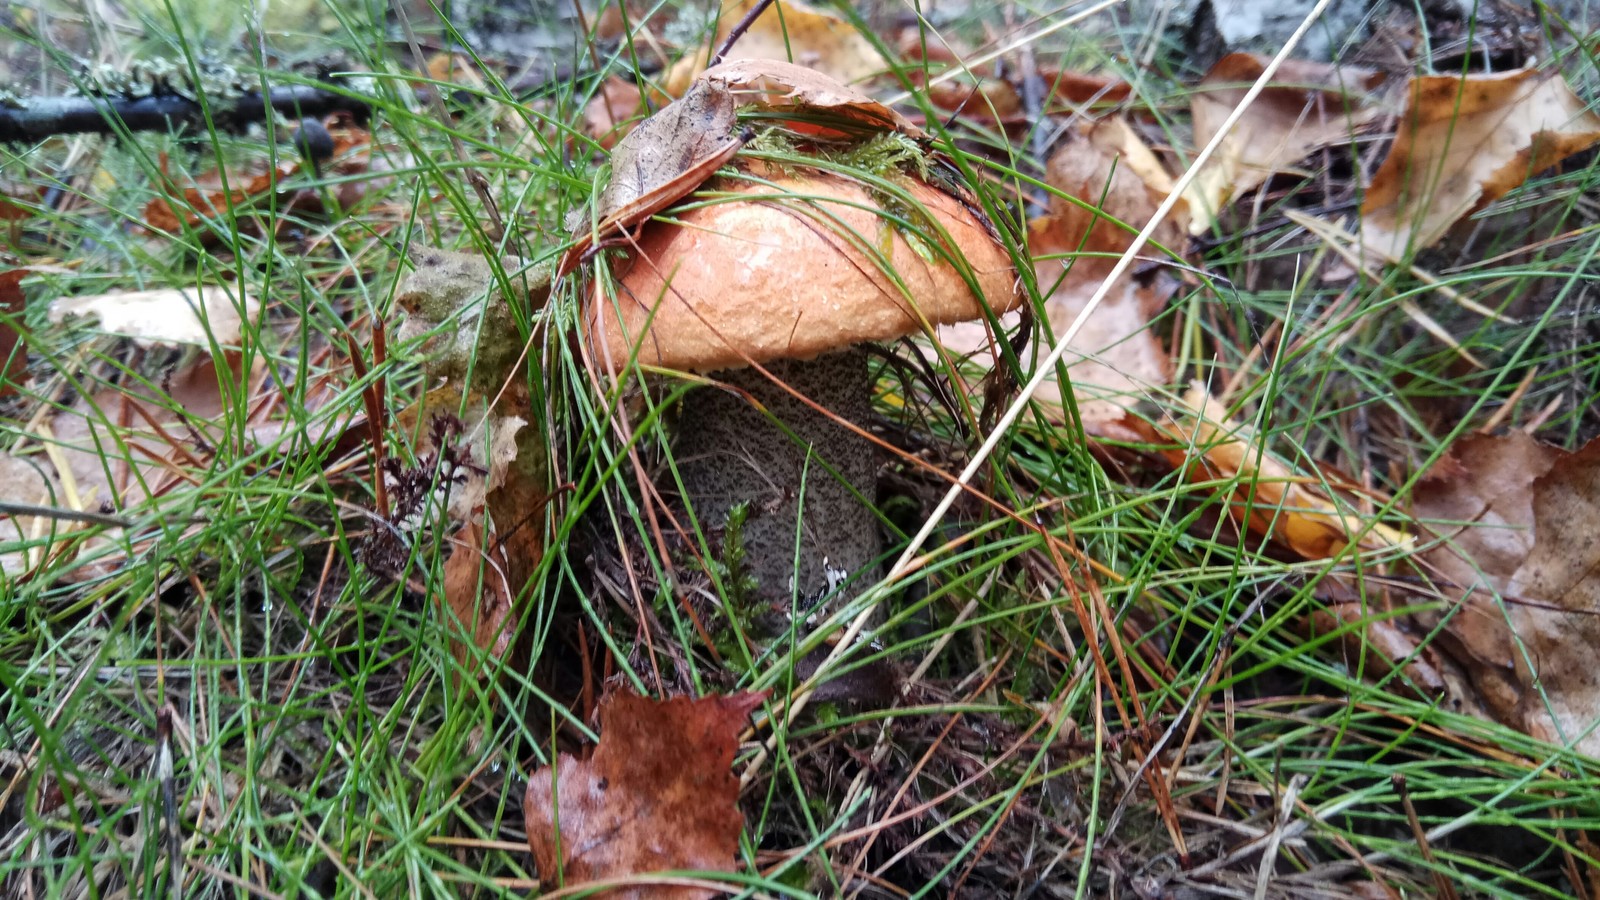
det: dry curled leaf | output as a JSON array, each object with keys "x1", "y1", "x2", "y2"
[
  {"x1": 1412, "y1": 433, "x2": 1600, "y2": 754},
  {"x1": 1357, "y1": 67, "x2": 1600, "y2": 266},
  {"x1": 49, "y1": 284, "x2": 259, "y2": 348},
  {"x1": 1184, "y1": 53, "x2": 1384, "y2": 235},
  {"x1": 661, "y1": 0, "x2": 885, "y2": 98},
  {"x1": 701, "y1": 58, "x2": 919, "y2": 136},
  {"x1": 1165, "y1": 384, "x2": 1410, "y2": 559},
  {"x1": 525, "y1": 690, "x2": 765, "y2": 898},
  {"x1": 562, "y1": 78, "x2": 742, "y2": 275}
]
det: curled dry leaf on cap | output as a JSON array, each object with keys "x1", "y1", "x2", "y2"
[
  {"x1": 700, "y1": 58, "x2": 920, "y2": 137},
  {"x1": 1351, "y1": 67, "x2": 1600, "y2": 268},
  {"x1": 561, "y1": 77, "x2": 742, "y2": 276},
  {"x1": 1409, "y1": 432, "x2": 1600, "y2": 756},
  {"x1": 524, "y1": 690, "x2": 766, "y2": 898},
  {"x1": 1163, "y1": 384, "x2": 1410, "y2": 560}
]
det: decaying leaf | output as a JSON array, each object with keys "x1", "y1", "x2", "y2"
[
  {"x1": 1184, "y1": 53, "x2": 1384, "y2": 235},
  {"x1": 439, "y1": 519, "x2": 517, "y2": 675},
  {"x1": 938, "y1": 118, "x2": 1176, "y2": 435},
  {"x1": 660, "y1": 0, "x2": 885, "y2": 98},
  {"x1": 1412, "y1": 433, "x2": 1600, "y2": 754},
  {"x1": 1356, "y1": 68, "x2": 1600, "y2": 266},
  {"x1": 525, "y1": 690, "x2": 765, "y2": 897},
  {"x1": 0, "y1": 269, "x2": 25, "y2": 396},
  {"x1": 562, "y1": 78, "x2": 742, "y2": 275},
  {"x1": 49, "y1": 284, "x2": 260, "y2": 347},
  {"x1": 701, "y1": 58, "x2": 919, "y2": 136},
  {"x1": 1166, "y1": 384, "x2": 1410, "y2": 560}
]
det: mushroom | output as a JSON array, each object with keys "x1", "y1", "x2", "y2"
[{"x1": 586, "y1": 160, "x2": 1019, "y2": 611}]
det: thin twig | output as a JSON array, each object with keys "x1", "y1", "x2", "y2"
[{"x1": 708, "y1": 0, "x2": 776, "y2": 68}]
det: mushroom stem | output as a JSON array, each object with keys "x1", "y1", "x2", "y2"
[{"x1": 673, "y1": 347, "x2": 882, "y2": 608}]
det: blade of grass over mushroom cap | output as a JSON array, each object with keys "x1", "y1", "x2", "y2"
[{"x1": 740, "y1": 0, "x2": 1344, "y2": 782}]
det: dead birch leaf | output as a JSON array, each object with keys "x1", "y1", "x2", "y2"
[
  {"x1": 562, "y1": 78, "x2": 742, "y2": 275},
  {"x1": 1184, "y1": 53, "x2": 1384, "y2": 235},
  {"x1": 1412, "y1": 433, "x2": 1600, "y2": 754},
  {"x1": 1357, "y1": 68, "x2": 1600, "y2": 265},
  {"x1": 1166, "y1": 383, "x2": 1410, "y2": 559},
  {"x1": 49, "y1": 284, "x2": 259, "y2": 347},
  {"x1": 661, "y1": 0, "x2": 885, "y2": 98},
  {"x1": 701, "y1": 58, "x2": 919, "y2": 136},
  {"x1": 939, "y1": 118, "x2": 1175, "y2": 435},
  {"x1": 525, "y1": 690, "x2": 765, "y2": 897}
]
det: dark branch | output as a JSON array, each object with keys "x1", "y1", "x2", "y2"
[{"x1": 0, "y1": 85, "x2": 369, "y2": 143}]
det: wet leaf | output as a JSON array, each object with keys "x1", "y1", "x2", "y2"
[
  {"x1": 562, "y1": 78, "x2": 742, "y2": 275},
  {"x1": 1165, "y1": 384, "x2": 1410, "y2": 560},
  {"x1": 524, "y1": 690, "x2": 765, "y2": 897},
  {"x1": 1356, "y1": 68, "x2": 1600, "y2": 266},
  {"x1": 48, "y1": 284, "x2": 259, "y2": 348},
  {"x1": 1412, "y1": 433, "x2": 1600, "y2": 753},
  {"x1": 1184, "y1": 53, "x2": 1384, "y2": 235},
  {"x1": 661, "y1": 0, "x2": 886, "y2": 98}
]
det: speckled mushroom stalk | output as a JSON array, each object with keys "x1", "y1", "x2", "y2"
[
  {"x1": 588, "y1": 162, "x2": 1019, "y2": 610},
  {"x1": 671, "y1": 349, "x2": 879, "y2": 606}
]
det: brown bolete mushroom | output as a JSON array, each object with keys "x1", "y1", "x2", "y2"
[{"x1": 587, "y1": 160, "x2": 1019, "y2": 611}]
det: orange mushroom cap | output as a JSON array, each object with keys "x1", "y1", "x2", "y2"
[{"x1": 587, "y1": 162, "x2": 1021, "y2": 374}]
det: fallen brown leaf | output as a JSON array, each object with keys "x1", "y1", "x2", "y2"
[
  {"x1": 660, "y1": 0, "x2": 885, "y2": 98},
  {"x1": 525, "y1": 690, "x2": 765, "y2": 897},
  {"x1": 1184, "y1": 53, "x2": 1384, "y2": 235},
  {"x1": 0, "y1": 269, "x2": 25, "y2": 396},
  {"x1": 1166, "y1": 384, "x2": 1410, "y2": 560},
  {"x1": 1412, "y1": 432, "x2": 1600, "y2": 754},
  {"x1": 938, "y1": 118, "x2": 1176, "y2": 434},
  {"x1": 1357, "y1": 67, "x2": 1600, "y2": 266}
]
